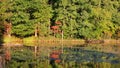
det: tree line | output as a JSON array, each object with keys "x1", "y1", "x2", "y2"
[{"x1": 0, "y1": 0, "x2": 120, "y2": 39}]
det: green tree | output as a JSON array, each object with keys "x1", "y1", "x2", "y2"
[
  {"x1": 1, "y1": 0, "x2": 120, "y2": 39},
  {"x1": 10, "y1": 0, "x2": 52, "y2": 37},
  {"x1": 0, "y1": 0, "x2": 12, "y2": 43},
  {"x1": 52, "y1": 0, "x2": 78, "y2": 38}
]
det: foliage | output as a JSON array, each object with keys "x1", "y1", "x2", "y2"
[
  {"x1": 0, "y1": 0, "x2": 120, "y2": 39},
  {"x1": 0, "y1": 3, "x2": 10, "y2": 44},
  {"x1": 8, "y1": 0, "x2": 52, "y2": 37}
]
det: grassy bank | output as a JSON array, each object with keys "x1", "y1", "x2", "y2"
[
  {"x1": 2, "y1": 36, "x2": 120, "y2": 46},
  {"x1": 3, "y1": 36, "x2": 85, "y2": 46},
  {"x1": 103, "y1": 39, "x2": 120, "y2": 45}
]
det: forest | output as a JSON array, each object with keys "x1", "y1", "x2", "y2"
[
  {"x1": 0, "y1": 0, "x2": 120, "y2": 68},
  {"x1": 0, "y1": 0, "x2": 120, "y2": 40}
]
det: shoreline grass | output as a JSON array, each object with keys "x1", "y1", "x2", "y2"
[{"x1": 2, "y1": 36, "x2": 120, "y2": 46}]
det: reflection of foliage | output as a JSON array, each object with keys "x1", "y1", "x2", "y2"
[
  {"x1": 7, "y1": 46, "x2": 52, "y2": 68},
  {"x1": 6, "y1": 46, "x2": 120, "y2": 68},
  {"x1": 7, "y1": 47, "x2": 34, "y2": 68},
  {"x1": 62, "y1": 47, "x2": 120, "y2": 63}
]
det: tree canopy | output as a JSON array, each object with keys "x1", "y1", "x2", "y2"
[{"x1": 0, "y1": 0, "x2": 120, "y2": 39}]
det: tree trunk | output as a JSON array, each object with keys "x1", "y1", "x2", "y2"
[{"x1": 35, "y1": 24, "x2": 38, "y2": 37}]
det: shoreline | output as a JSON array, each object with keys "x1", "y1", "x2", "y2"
[{"x1": 1, "y1": 39, "x2": 120, "y2": 46}]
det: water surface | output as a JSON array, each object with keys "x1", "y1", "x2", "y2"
[{"x1": 0, "y1": 44, "x2": 120, "y2": 68}]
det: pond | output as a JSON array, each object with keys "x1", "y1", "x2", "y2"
[{"x1": 0, "y1": 44, "x2": 120, "y2": 68}]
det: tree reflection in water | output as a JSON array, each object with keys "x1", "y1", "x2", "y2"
[{"x1": 0, "y1": 44, "x2": 120, "y2": 68}]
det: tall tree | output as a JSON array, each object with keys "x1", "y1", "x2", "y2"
[
  {"x1": 10, "y1": 0, "x2": 52, "y2": 37},
  {"x1": 52, "y1": 0, "x2": 78, "y2": 38}
]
